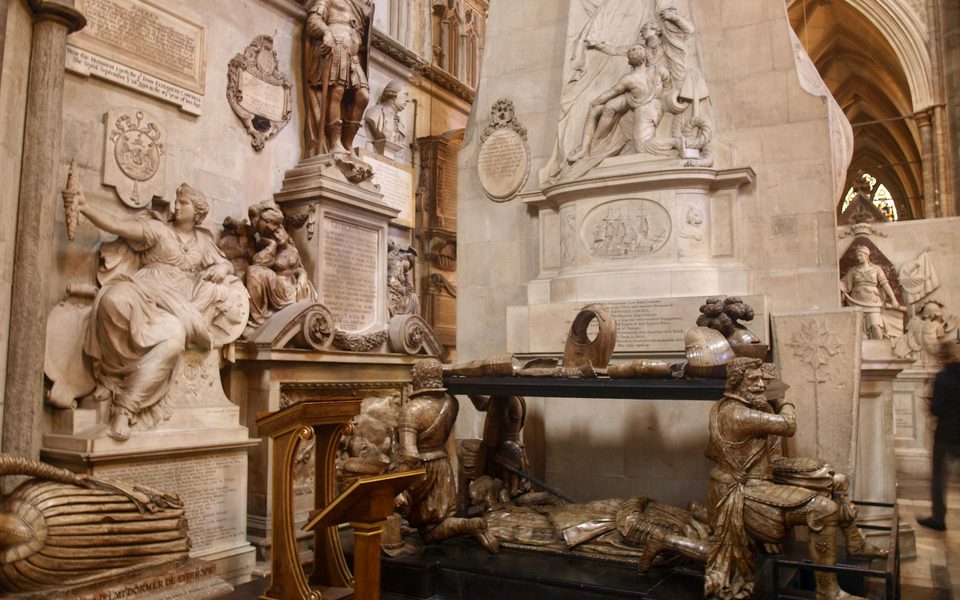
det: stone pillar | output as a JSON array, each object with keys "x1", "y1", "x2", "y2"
[
  {"x1": 1, "y1": 2, "x2": 84, "y2": 462},
  {"x1": 936, "y1": 0, "x2": 960, "y2": 216},
  {"x1": 916, "y1": 110, "x2": 939, "y2": 219}
]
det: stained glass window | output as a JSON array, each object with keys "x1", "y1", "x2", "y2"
[{"x1": 839, "y1": 172, "x2": 898, "y2": 221}]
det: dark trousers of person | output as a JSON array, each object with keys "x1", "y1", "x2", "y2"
[{"x1": 930, "y1": 436, "x2": 960, "y2": 521}]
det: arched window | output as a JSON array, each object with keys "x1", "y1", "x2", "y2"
[
  {"x1": 840, "y1": 172, "x2": 899, "y2": 221},
  {"x1": 442, "y1": 8, "x2": 461, "y2": 75},
  {"x1": 464, "y1": 12, "x2": 480, "y2": 87}
]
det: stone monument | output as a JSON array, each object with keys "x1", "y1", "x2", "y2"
[
  {"x1": 459, "y1": 0, "x2": 854, "y2": 505},
  {"x1": 43, "y1": 170, "x2": 258, "y2": 584}
]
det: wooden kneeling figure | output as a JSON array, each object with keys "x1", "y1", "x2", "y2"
[{"x1": 703, "y1": 357, "x2": 886, "y2": 600}]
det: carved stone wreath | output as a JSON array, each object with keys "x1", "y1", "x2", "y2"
[{"x1": 227, "y1": 35, "x2": 292, "y2": 151}]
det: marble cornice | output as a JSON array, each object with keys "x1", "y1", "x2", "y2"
[{"x1": 27, "y1": 0, "x2": 86, "y2": 32}]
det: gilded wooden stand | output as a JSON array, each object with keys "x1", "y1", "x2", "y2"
[
  {"x1": 256, "y1": 398, "x2": 362, "y2": 600},
  {"x1": 304, "y1": 470, "x2": 426, "y2": 600}
]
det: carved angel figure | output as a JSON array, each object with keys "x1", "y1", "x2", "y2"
[
  {"x1": 244, "y1": 200, "x2": 317, "y2": 335},
  {"x1": 67, "y1": 183, "x2": 248, "y2": 440}
]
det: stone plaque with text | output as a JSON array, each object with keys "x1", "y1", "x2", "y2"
[
  {"x1": 69, "y1": 0, "x2": 206, "y2": 112},
  {"x1": 321, "y1": 217, "x2": 380, "y2": 332},
  {"x1": 478, "y1": 99, "x2": 529, "y2": 201},
  {"x1": 362, "y1": 150, "x2": 415, "y2": 228},
  {"x1": 97, "y1": 452, "x2": 248, "y2": 556},
  {"x1": 519, "y1": 295, "x2": 769, "y2": 354}
]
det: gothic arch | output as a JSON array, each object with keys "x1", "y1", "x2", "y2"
[
  {"x1": 789, "y1": 0, "x2": 927, "y2": 218},
  {"x1": 790, "y1": 0, "x2": 934, "y2": 112}
]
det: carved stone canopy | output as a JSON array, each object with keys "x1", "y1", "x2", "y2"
[{"x1": 227, "y1": 35, "x2": 292, "y2": 151}]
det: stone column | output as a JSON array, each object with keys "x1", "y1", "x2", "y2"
[
  {"x1": 935, "y1": 0, "x2": 959, "y2": 216},
  {"x1": 1, "y1": 1, "x2": 84, "y2": 462},
  {"x1": 916, "y1": 110, "x2": 939, "y2": 219}
]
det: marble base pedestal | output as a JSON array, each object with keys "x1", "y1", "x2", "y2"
[
  {"x1": 893, "y1": 365, "x2": 937, "y2": 480},
  {"x1": 41, "y1": 403, "x2": 258, "y2": 585},
  {"x1": 857, "y1": 340, "x2": 916, "y2": 558},
  {"x1": 275, "y1": 153, "x2": 398, "y2": 335}
]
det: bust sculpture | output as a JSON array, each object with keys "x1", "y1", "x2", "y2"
[{"x1": 365, "y1": 79, "x2": 408, "y2": 153}]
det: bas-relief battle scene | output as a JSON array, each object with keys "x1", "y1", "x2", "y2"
[{"x1": 0, "y1": 0, "x2": 958, "y2": 598}]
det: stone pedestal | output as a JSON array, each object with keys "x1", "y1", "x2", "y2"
[
  {"x1": 893, "y1": 365, "x2": 937, "y2": 480},
  {"x1": 857, "y1": 340, "x2": 916, "y2": 557},
  {"x1": 275, "y1": 154, "x2": 398, "y2": 334},
  {"x1": 521, "y1": 163, "x2": 756, "y2": 306},
  {"x1": 41, "y1": 399, "x2": 258, "y2": 585},
  {"x1": 855, "y1": 341, "x2": 914, "y2": 503}
]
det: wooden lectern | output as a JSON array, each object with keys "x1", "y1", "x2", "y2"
[
  {"x1": 256, "y1": 398, "x2": 361, "y2": 600},
  {"x1": 303, "y1": 471, "x2": 426, "y2": 600}
]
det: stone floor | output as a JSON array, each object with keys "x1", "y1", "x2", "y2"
[{"x1": 898, "y1": 478, "x2": 960, "y2": 599}]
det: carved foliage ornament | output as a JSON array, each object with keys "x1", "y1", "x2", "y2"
[
  {"x1": 477, "y1": 98, "x2": 530, "y2": 202},
  {"x1": 103, "y1": 108, "x2": 166, "y2": 208},
  {"x1": 227, "y1": 35, "x2": 292, "y2": 151}
]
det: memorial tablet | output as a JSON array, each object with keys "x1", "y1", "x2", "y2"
[
  {"x1": 227, "y1": 35, "x2": 292, "y2": 151},
  {"x1": 478, "y1": 99, "x2": 530, "y2": 202},
  {"x1": 98, "y1": 452, "x2": 247, "y2": 555},
  {"x1": 68, "y1": 0, "x2": 206, "y2": 113},
  {"x1": 521, "y1": 295, "x2": 769, "y2": 354},
  {"x1": 362, "y1": 150, "x2": 415, "y2": 228},
  {"x1": 321, "y1": 217, "x2": 380, "y2": 332}
]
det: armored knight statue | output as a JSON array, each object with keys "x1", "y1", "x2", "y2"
[
  {"x1": 303, "y1": 0, "x2": 374, "y2": 157},
  {"x1": 467, "y1": 395, "x2": 532, "y2": 500},
  {"x1": 395, "y1": 359, "x2": 497, "y2": 552},
  {"x1": 0, "y1": 455, "x2": 189, "y2": 594},
  {"x1": 705, "y1": 357, "x2": 885, "y2": 600}
]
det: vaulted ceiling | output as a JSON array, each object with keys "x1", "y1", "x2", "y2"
[{"x1": 788, "y1": 0, "x2": 923, "y2": 219}]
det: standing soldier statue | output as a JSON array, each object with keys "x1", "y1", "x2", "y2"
[{"x1": 303, "y1": 0, "x2": 374, "y2": 157}]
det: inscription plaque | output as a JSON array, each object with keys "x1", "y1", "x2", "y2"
[
  {"x1": 478, "y1": 98, "x2": 529, "y2": 202},
  {"x1": 97, "y1": 452, "x2": 247, "y2": 555},
  {"x1": 523, "y1": 295, "x2": 768, "y2": 354},
  {"x1": 239, "y1": 70, "x2": 286, "y2": 122},
  {"x1": 362, "y1": 150, "x2": 415, "y2": 228},
  {"x1": 322, "y1": 217, "x2": 379, "y2": 331},
  {"x1": 478, "y1": 129, "x2": 529, "y2": 201},
  {"x1": 68, "y1": 0, "x2": 206, "y2": 112}
]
